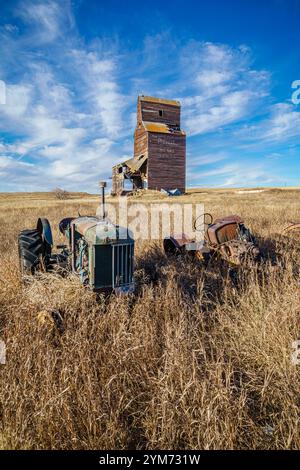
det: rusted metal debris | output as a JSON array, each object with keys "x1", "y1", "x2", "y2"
[{"x1": 164, "y1": 214, "x2": 261, "y2": 266}]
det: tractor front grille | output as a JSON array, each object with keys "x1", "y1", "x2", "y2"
[
  {"x1": 93, "y1": 243, "x2": 134, "y2": 289},
  {"x1": 112, "y1": 243, "x2": 134, "y2": 287}
]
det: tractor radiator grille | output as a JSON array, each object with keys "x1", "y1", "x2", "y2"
[{"x1": 112, "y1": 243, "x2": 134, "y2": 287}]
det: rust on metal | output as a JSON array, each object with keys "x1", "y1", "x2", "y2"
[
  {"x1": 164, "y1": 214, "x2": 261, "y2": 267},
  {"x1": 143, "y1": 121, "x2": 185, "y2": 135},
  {"x1": 71, "y1": 217, "x2": 99, "y2": 237}
]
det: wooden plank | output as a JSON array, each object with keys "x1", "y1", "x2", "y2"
[
  {"x1": 147, "y1": 132, "x2": 186, "y2": 192},
  {"x1": 137, "y1": 96, "x2": 181, "y2": 127}
]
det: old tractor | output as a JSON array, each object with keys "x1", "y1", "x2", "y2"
[
  {"x1": 164, "y1": 213, "x2": 260, "y2": 266},
  {"x1": 18, "y1": 182, "x2": 135, "y2": 294}
]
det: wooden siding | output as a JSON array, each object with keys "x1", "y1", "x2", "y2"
[
  {"x1": 147, "y1": 133, "x2": 186, "y2": 193},
  {"x1": 111, "y1": 165, "x2": 123, "y2": 196},
  {"x1": 112, "y1": 95, "x2": 186, "y2": 195},
  {"x1": 137, "y1": 97, "x2": 181, "y2": 127},
  {"x1": 134, "y1": 125, "x2": 148, "y2": 158}
]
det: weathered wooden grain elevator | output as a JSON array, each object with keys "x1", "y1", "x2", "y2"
[{"x1": 111, "y1": 95, "x2": 186, "y2": 195}]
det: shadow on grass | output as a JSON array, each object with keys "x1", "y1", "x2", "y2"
[{"x1": 134, "y1": 243, "x2": 234, "y2": 312}]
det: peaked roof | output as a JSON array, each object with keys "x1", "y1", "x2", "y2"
[{"x1": 139, "y1": 95, "x2": 180, "y2": 107}]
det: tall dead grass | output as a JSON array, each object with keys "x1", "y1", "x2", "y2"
[{"x1": 0, "y1": 190, "x2": 299, "y2": 449}]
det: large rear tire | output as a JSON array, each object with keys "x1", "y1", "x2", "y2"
[
  {"x1": 163, "y1": 238, "x2": 185, "y2": 256},
  {"x1": 18, "y1": 229, "x2": 43, "y2": 275}
]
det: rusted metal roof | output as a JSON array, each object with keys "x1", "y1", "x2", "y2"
[
  {"x1": 139, "y1": 95, "x2": 180, "y2": 107},
  {"x1": 143, "y1": 121, "x2": 185, "y2": 135},
  {"x1": 124, "y1": 154, "x2": 148, "y2": 171},
  {"x1": 112, "y1": 154, "x2": 148, "y2": 172}
]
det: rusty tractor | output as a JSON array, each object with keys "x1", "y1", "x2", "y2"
[{"x1": 164, "y1": 213, "x2": 261, "y2": 266}]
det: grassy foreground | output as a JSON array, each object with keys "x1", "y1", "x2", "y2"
[{"x1": 0, "y1": 188, "x2": 299, "y2": 449}]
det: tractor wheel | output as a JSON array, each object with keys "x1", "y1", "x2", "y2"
[
  {"x1": 18, "y1": 229, "x2": 44, "y2": 275},
  {"x1": 163, "y1": 238, "x2": 183, "y2": 256}
]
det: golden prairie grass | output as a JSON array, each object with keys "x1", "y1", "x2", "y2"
[{"x1": 0, "y1": 188, "x2": 299, "y2": 449}]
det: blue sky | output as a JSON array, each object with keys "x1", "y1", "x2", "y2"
[{"x1": 0, "y1": 0, "x2": 300, "y2": 192}]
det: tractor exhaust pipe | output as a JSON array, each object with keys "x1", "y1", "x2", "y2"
[{"x1": 99, "y1": 181, "x2": 107, "y2": 220}]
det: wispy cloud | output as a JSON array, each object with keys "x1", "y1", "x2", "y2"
[
  {"x1": 188, "y1": 152, "x2": 228, "y2": 167},
  {"x1": 187, "y1": 161, "x2": 277, "y2": 187},
  {"x1": 0, "y1": 0, "x2": 132, "y2": 190},
  {"x1": 252, "y1": 103, "x2": 300, "y2": 142},
  {"x1": 178, "y1": 42, "x2": 270, "y2": 136},
  {"x1": 0, "y1": 1, "x2": 298, "y2": 191},
  {"x1": 17, "y1": 0, "x2": 74, "y2": 43}
]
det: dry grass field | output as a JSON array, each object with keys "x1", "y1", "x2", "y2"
[{"x1": 0, "y1": 188, "x2": 299, "y2": 450}]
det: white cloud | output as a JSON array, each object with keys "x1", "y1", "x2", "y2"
[
  {"x1": 17, "y1": 0, "x2": 74, "y2": 43},
  {"x1": 178, "y1": 42, "x2": 270, "y2": 136},
  {"x1": 188, "y1": 152, "x2": 228, "y2": 167},
  {"x1": 2, "y1": 24, "x2": 19, "y2": 33},
  {"x1": 235, "y1": 102, "x2": 300, "y2": 145},
  {"x1": 187, "y1": 161, "x2": 276, "y2": 187},
  {"x1": 196, "y1": 70, "x2": 232, "y2": 88},
  {"x1": 0, "y1": 1, "x2": 132, "y2": 191},
  {"x1": 259, "y1": 103, "x2": 300, "y2": 141},
  {"x1": 0, "y1": 4, "x2": 294, "y2": 191},
  {"x1": 4, "y1": 84, "x2": 32, "y2": 118},
  {"x1": 68, "y1": 49, "x2": 129, "y2": 138},
  {"x1": 0, "y1": 154, "x2": 38, "y2": 190},
  {"x1": 0, "y1": 155, "x2": 34, "y2": 169},
  {"x1": 185, "y1": 90, "x2": 258, "y2": 135},
  {"x1": 222, "y1": 167, "x2": 275, "y2": 187}
]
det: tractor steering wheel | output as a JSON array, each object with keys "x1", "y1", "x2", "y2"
[{"x1": 193, "y1": 212, "x2": 213, "y2": 232}]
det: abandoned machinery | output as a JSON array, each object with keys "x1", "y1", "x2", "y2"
[{"x1": 18, "y1": 182, "x2": 135, "y2": 295}]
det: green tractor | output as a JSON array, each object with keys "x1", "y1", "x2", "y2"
[{"x1": 18, "y1": 182, "x2": 135, "y2": 294}]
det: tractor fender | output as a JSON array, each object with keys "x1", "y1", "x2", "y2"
[
  {"x1": 59, "y1": 217, "x2": 75, "y2": 235},
  {"x1": 163, "y1": 233, "x2": 192, "y2": 255},
  {"x1": 37, "y1": 218, "x2": 53, "y2": 247}
]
